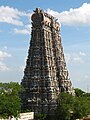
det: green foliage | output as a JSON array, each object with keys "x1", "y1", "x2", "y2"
[
  {"x1": 56, "y1": 93, "x2": 74, "y2": 120},
  {"x1": 0, "y1": 82, "x2": 22, "y2": 118},
  {"x1": 56, "y1": 91, "x2": 90, "y2": 120},
  {"x1": 75, "y1": 88, "x2": 85, "y2": 97},
  {"x1": 73, "y1": 96, "x2": 90, "y2": 119},
  {"x1": 21, "y1": 109, "x2": 31, "y2": 113},
  {"x1": 35, "y1": 113, "x2": 47, "y2": 120}
]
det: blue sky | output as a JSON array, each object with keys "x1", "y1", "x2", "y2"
[{"x1": 0, "y1": 0, "x2": 90, "y2": 92}]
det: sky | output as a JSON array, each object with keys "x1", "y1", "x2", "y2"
[{"x1": 0, "y1": 0, "x2": 90, "y2": 92}]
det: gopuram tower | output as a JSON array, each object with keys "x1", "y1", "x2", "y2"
[{"x1": 21, "y1": 8, "x2": 73, "y2": 115}]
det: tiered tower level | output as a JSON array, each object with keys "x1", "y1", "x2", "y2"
[{"x1": 21, "y1": 8, "x2": 73, "y2": 114}]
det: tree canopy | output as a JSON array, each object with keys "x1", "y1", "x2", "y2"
[
  {"x1": 0, "y1": 82, "x2": 22, "y2": 119},
  {"x1": 1, "y1": 82, "x2": 90, "y2": 120},
  {"x1": 56, "y1": 90, "x2": 90, "y2": 120}
]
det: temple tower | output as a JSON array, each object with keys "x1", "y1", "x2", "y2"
[{"x1": 21, "y1": 8, "x2": 72, "y2": 115}]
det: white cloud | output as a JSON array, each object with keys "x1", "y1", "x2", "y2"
[
  {"x1": 72, "y1": 52, "x2": 86, "y2": 63},
  {"x1": 14, "y1": 24, "x2": 31, "y2": 35},
  {"x1": 0, "y1": 6, "x2": 32, "y2": 35},
  {"x1": 79, "y1": 51, "x2": 86, "y2": 56},
  {"x1": 65, "y1": 53, "x2": 71, "y2": 63},
  {"x1": 88, "y1": 58, "x2": 90, "y2": 62},
  {"x1": 19, "y1": 65, "x2": 24, "y2": 72},
  {"x1": 0, "y1": 62, "x2": 10, "y2": 71},
  {"x1": 1, "y1": 3, "x2": 90, "y2": 28},
  {"x1": 0, "y1": 51, "x2": 11, "y2": 71},
  {"x1": 0, "y1": 30, "x2": 2, "y2": 32},
  {"x1": 25, "y1": 24, "x2": 31, "y2": 32},
  {"x1": 84, "y1": 75, "x2": 89, "y2": 80},
  {"x1": 73, "y1": 56, "x2": 84, "y2": 63},
  {"x1": 14, "y1": 28, "x2": 30, "y2": 35},
  {"x1": 4, "y1": 46, "x2": 8, "y2": 50},
  {"x1": 0, "y1": 6, "x2": 27, "y2": 26},
  {"x1": 47, "y1": 3, "x2": 90, "y2": 26},
  {"x1": 0, "y1": 51, "x2": 11, "y2": 61},
  {"x1": 65, "y1": 51, "x2": 86, "y2": 64}
]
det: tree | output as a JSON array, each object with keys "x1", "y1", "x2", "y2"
[
  {"x1": 73, "y1": 96, "x2": 90, "y2": 119},
  {"x1": 56, "y1": 92, "x2": 90, "y2": 120},
  {"x1": 75, "y1": 88, "x2": 90, "y2": 97},
  {"x1": 56, "y1": 92, "x2": 75, "y2": 120},
  {"x1": 75, "y1": 88, "x2": 85, "y2": 97},
  {"x1": 0, "y1": 82, "x2": 22, "y2": 119}
]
